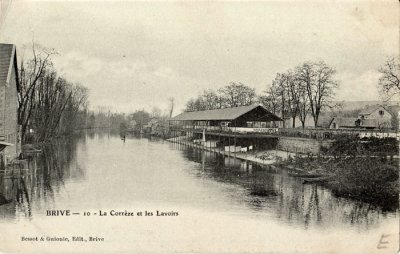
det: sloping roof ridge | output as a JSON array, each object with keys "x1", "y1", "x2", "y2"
[
  {"x1": 334, "y1": 116, "x2": 358, "y2": 120},
  {"x1": 0, "y1": 43, "x2": 19, "y2": 91},
  {"x1": 359, "y1": 104, "x2": 385, "y2": 115},
  {"x1": 172, "y1": 103, "x2": 273, "y2": 121},
  {"x1": 188, "y1": 103, "x2": 260, "y2": 113},
  {"x1": 6, "y1": 45, "x2": 16, "y2": 83}
]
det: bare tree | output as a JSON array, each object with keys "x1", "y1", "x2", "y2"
[
  {"x1": 296, "y1": 61, "x2": 338, "y2": 127},
  {"x1": 297, "y1": 83, "x2": 310, "y2": 129},
  {"x1": 18, "y1": 43, "x2": 90, "y2": 142},
  {"x1": 185, "y1": 98, "x2": 197, "y2": 112},
  {"x1": 185, "y1": 83, "x2": 255, "y2": 112},
  {"x1": 18, "y1": 42, "x2": 56, "y2": 141},
  {"x1": 270, "y1": 73, "x2": 288, "y2": 128},
  {"x1": 259, "y1": 85, "x2": 281, "y2": 128},
  {"x1": 378, "y1": 56, "x2": 400, "y2": 101},
  {"x1": 201, "y1": 89, "x2": 219, "y2": 110},
  {"x1": 32, "y1": 72, "x2": 88, "y2": 141},
  {"x1": 282, "y1": 71, "x2": 301, "y2": 128},
  {"x1": 185, "y1": 96, "x2": 206, "y2": 112},
  {"x1": 218, "y1": 82, "x2": 256, "y2": 107}
]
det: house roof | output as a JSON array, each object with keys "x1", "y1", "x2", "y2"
[
  {"x1": 316, "y1": 116, "x2": 334, "y2": 128},
  {"x1": 0, "y1": 141, "x2": 14, "y2": 153},
  {"x1": 361, "y1": 119, "x2": 378, "y2": 127},
  {"x1": 171, "y1": 104, "x2": 283, "y2": 121},
  {"x1": 332, "y1": 117, "x2": 378, "y2": 128},
  {"x1": 332, "y1": 117, "x2": 359, "y2": 127},
  {"x1": 0, "y1": 43, "x2": 19, "y2": 92},
  {"x1": 359, "y1": 105, "x2": 386, "y2": 115}
]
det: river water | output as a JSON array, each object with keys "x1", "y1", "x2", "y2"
[{"x1": 0, "y1": 132, "x2": 398, "y2": 253}]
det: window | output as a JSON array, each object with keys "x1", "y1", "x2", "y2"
[
  {"x1": 221, "y1": 121, "x2": 231, "y2": 127},
  {"x1": 379, "y1": 110, "x2": 384, "y2": 116},
  {"x1": 246, "y1": 122, "x2": 253, "y2": 128}
]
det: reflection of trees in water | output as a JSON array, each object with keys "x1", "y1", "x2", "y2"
[
  {"x1": 0, "y1": 173, "x2": 32, "y2": 218},
  {"x1": 86, "y1": 128, "x2": 120, "y2": 141},
  {"x1": 34, "y1": 136, "x2": 85, "y2": 201},
  {"x1": 177, "y1": 144, "x2": 391, "y2": 229},
  {"x1": 0, "y1": 135, "x2": 84, "y2": 218},
  {"x1": 304, "y1": 185, "x2": 322, "y2": 226}
]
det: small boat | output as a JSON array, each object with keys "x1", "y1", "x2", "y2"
[
  {"x1": 302, "y1": 175, "x2": 334, "y2": 184},
  {"x1": 288, "y1": 172, "x2": 325, "y2": 178},
  {"x1": 23, "y1": 147, "x2": 42, "y2": 154},
  {"x1": 284, "y1": 165, "x2": 305, "y2": 172}
]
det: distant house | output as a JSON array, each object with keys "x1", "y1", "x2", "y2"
[
  {"x1": 329, "y1": 117, "x2": 378, "y2": 129},
  {"x1": 330, "y1": 105, "x2": 394, "y2": 130},
  {"x1": 358, "y1": 105, "x2": 392, "y2": 129},
  {"x1": 0, "y1": 43, "x2": 21, "y2": 163}
]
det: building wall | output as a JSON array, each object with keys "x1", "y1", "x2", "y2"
[
  {"x1": 233, "y1": 107, "x2": 281, "y2": 127},
  {"x1": 0, "y1": 79, "x2": 3, "y2": 137},
  {"x1": 277, "y1": 137, "x2": 333, "y2": 154},
  {"x1": 363, "y1": 108, "x2": 392, "y2": 128},
  {"x1": 2, "y1": 60, "x2": 20, "y2": 162}
]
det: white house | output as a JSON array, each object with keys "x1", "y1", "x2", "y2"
[{"x1": 358, "y1": 105, "x2": 392, "y2": 129}]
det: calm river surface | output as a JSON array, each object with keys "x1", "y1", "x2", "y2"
[{"x1": 0, "y1": 131, "x2": 398, "y2": 253}]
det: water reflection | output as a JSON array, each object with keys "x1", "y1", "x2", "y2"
[
  {"x1": 173, "y1": 142, "x2": 397, "y2": 230},
  {"x1": 0, "y1": 133, "x2": 397, "y2": 233},
  {"x1": 0, "y1": 133, "x2": 84, "y2": 219}
]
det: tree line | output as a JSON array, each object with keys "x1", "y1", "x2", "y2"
[
  {"x1": 185, "y1": 60, "x2": 338, "y2": 128},
  {"x1": 185, "y1": 82, "x2": 257, "y2": 112},
  {"x1": 263, "y1": 61, "x2": 339, "y2": 128},
  {"x1": 185, "y1": 56, "x2": 400, "y2": 129},
  {"x1": 18, "y1": 43, "x2": 88, "y2": 143}
]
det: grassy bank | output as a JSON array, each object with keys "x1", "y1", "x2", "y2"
[{"x1": 283, "y1": 136, "x2": 399, "y2": 210}]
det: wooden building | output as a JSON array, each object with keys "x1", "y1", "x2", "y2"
[
  {"x1": 0, "y1": 43, "x2": 21, "y2": 163},
  {"x1": 170, "y1": 104, "x2": 282, "y2": 129}
]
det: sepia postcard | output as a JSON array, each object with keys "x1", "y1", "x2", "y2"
[{"x1": 0, "y1": 0, "x2": 399, "y2": 253}]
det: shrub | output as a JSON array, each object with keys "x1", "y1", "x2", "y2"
[
  {"x1": 325, "y1": 137, "x2": 399, "y2": 157},
  {"x1": 329, "y1": 157, "x2": 398, "y2": 199}
]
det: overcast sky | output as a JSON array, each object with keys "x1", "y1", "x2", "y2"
[{"x1": 0, "y1": 1, "x2": 398, "y2": 114}]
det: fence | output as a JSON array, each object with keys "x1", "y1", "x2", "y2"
[
  {"x1": 276, "y1": 128, "x2": 400, "y2": 140},
  {"x1": 170, "y1": 125, "x2": 400, "y2": 140}
]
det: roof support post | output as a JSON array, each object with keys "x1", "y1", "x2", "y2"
[
  {"x1": 228, "y1": 135, "x2": 231, "y2": 158},
  {"x1": 234, "y1": 136, "x2": 236, "y2": 159}
]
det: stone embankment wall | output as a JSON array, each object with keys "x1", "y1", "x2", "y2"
[{"x1": 277, "y1": 137, "x2": 333, "y2": 154}]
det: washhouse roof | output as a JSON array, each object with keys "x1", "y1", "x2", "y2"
[{"x1": 171, "y1": 104, "x2": 283, "y2": 122}]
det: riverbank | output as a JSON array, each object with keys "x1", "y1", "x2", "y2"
[
  {"x1": 166, "y1": 135, "x2": 399, "y2": 210},
  {"x1": 166, "y1": 136, "x2": 297, "y2": 165},
  {"x1": 286, "y1": 155, "x2": 399, "y2": 208}
]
